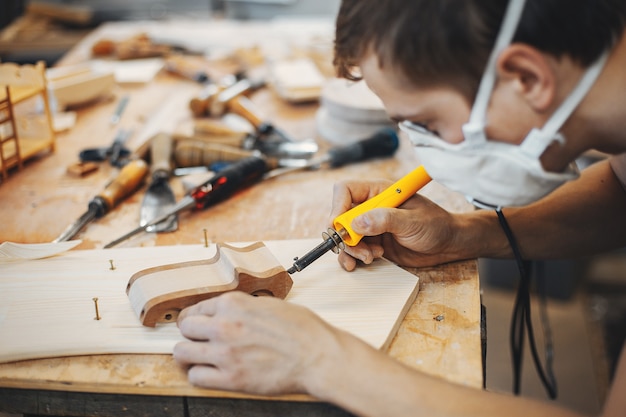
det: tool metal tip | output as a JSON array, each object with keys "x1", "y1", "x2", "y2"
[{"x1": 286, "y1": 266, "x2": 297, "y2": 274}]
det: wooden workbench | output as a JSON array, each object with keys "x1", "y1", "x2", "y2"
[{"x1": 0, "y1": 20, "x2": 482, "y2": 417}]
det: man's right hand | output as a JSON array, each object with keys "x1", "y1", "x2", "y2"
[{"x1": 330, "y1": 179, "x2": 469, "y2": 270}]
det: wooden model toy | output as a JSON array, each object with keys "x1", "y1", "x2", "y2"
[
  {"x1": 0, "y1": 61, "x2": 55, "y2": 180},
  {"x1": 126, "y1": 242, "x2": 293, "y2": 327}
]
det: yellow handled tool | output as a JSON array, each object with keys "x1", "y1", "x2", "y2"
[{"x1": 287, "y1": 165, "x2": 432, "y2": 274}]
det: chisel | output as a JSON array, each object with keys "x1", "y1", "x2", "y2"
[
  {"x1": 53, "y1": 159, "x2": 148, "y2": 242},
  {"x1": 172, "y1": 128, "x2": 400, "y2": 176}
]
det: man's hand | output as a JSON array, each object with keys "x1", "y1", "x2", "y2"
[
  {"x1": 330, "y1": 179, "x2": 467, "y2": 270},
  {"x1": 173, "y1": 291, "x2": 347, "y2": 396}
]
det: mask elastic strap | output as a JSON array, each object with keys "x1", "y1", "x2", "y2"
[
  {"x1": 495, "y1": 208, "x2": 558, "y2": 399},
  {"x1": 520, "y1": 51, "x2": 610, "y2": 157},
  {"x1": 467, "y1": 0, "x2": 527, "y2": 127}
]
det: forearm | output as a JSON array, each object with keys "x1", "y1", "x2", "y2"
[
  {"x1": 307, "y1": 331, "x2": 581, "y2": 417},
  {"x1": 454, "y1": 160, "x2": 626, "y2": 260}
]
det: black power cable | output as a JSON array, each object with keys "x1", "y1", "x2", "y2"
[{"x1": 495, "y1": 208, "x2": 558, "y2": 399}]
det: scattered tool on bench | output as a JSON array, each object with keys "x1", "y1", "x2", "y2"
[
  {"x1": 263, "y1": 128, "x2": 400, "y2": 179},
  {"x1": 226, "y1": 94, "x2": 317, "y2": 159},
  {"x1": 189, "y1": 77, "x2": 263, "y2": 117},
  {"x1": 79, "y1": 128, "x2": 133, "y2": 167},
  {"x1": 104, "y1": 156, "x2": 268, "y2": 248},
  {"x1": 172, "y1": 128, "x2": 399, "y2": 176},
  {"x1": 109, "y1": 95, "x2": 129, "y2": 126},
  {"x1": 54, "y1": 159, "x2": 149, "y2": 242},
  {"x1": 140, "y1": 133, "x2": 178, "y2": 233},
  {"x1": 105, "y1": 129, "x2": 403, "y2": 248},
  {"x1": 189, "y1": 77, "x2": 318, "y2": 159}
]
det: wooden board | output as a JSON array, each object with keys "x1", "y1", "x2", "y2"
[{"x1": 0, "y1": 239, "x2": 419, "y2": 364}]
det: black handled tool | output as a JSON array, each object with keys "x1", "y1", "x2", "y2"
[
  {"x1": 104, "y1": 155, "x2": 269, "y2": 248},
  {"x1": 53, "y1": 159, "x2": 149, "y2": 242},
  {"x1": 79, "y1": 129, "x2": 133, "y2": 167},
  {"x1": 264, "y1": 128, "x2": 400, "y2": 179}
]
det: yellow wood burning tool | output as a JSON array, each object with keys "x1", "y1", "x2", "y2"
[{"x1": 286, "y1": 165, "x2": 432, "y2": 274}]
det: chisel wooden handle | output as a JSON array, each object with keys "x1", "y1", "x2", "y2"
[
  {"x1": 98, "y1": 159, "x2": 148, "y2": 210},
  {"x1": 193, "y1": 119, "x2": 249, "y2": 143},
  {"x1": 226, "y1": 96, "x2": 265, "y2": 129},
  {"x1": 174, "y1": 140, "x2": 257, "y2": 167},
  {"x1": 150, "y1": 133, "x2": 173, "y2": 175},
  {"x1": 189, "y1": 84, "x2": 221, "y2": 117},
  {"x1": 164, "y1": 55, "x2": 209, "y2": 83}
]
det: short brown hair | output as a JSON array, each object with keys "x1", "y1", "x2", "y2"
[{"x1": 334, "y1": 0, "x2": 626, "y2": 101}]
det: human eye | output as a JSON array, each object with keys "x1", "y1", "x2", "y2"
[{"x1": 404, "y1": 121, "x2": 440, "y2": 138}]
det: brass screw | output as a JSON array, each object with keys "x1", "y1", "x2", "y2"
[
  {"x1": 203, "y1": 228, "x2": 208, "y2": 248},
  {"x1": 109, "y1": 259, "x2": 115, "y2": 270},
  {"x1": 93, "y1": 297, "x2": 101, "y2": 320}
]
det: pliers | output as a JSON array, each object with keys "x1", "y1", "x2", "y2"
[{"x1": 79, "y1": 129, "x2": 133, "y2": 167}]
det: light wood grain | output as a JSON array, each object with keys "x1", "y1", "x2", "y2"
[{"x1": 0, "y1": 240, "x2": 419, "y2": 364}]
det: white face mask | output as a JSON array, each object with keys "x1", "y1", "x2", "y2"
[{"x1": 400, "y1": 0, "x2": 609, "y2": 209}]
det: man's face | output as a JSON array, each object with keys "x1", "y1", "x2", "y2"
[
  {"x1": 358, "y1": 50, "x2": 533, "y2": 150},
  {"x1": 359, "y1": 51, "x2": 471, "y2": 144}
]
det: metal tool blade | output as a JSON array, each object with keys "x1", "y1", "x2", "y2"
[
  {"x1": 53, "y1": 208, "x2": 97, "y2": 243},
  {"x1": 243, "y1": 135, "x2": 318, "y2": 159},
  {"x1": 104, "y1": 196, "x2": 195, "y2": 248},
  {"x1": 140, "y1": 132, "x2": 178, "y2": 233},
  {"x1": 263, "y1": 155, "x2": 329, "y2": 179},
  {"x1": 258, "y1": 140, "x2": 319, "y2": 159},
  {"x1": 140, "y1": 177, "x2": 178, "y2": 232}
]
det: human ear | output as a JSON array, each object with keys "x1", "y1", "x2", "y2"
[{"x1": 495, "y1": 44, "x2": 556, "y2": 112}]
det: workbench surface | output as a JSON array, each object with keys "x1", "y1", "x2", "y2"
[{"x1": 0, "y1": 20, "x2": 482, "y2": 417}]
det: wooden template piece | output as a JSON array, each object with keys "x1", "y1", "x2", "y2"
[
  {"x1": 0, "y1": 240, "x2": 419, "y2": 364},
  {"x1": 127, "y1": 242, "x2": 293, "y2": 327}
]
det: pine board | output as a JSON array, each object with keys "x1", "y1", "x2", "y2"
[{"x1": 0, "y1": 239, "x2": 419, "y2": 363}]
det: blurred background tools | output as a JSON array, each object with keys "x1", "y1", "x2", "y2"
[
  {"x1": 109, "y1": 94, "x2": 129, "y2": 126},
  {"x1": 140, "y1": 133, "x2": 177, "y2": 233},
  {"x1": 79, "y1": 128, "x2": 133, "y2": 167},
  {"x1": 53, "y1": 159, "x2": 148, "y2": 242},
  {"x1": 164, "y1": 55, "x2": 211, "y2": 84},
  {"x1": 188, "y1": 77, "x2": 262, "y2": 118},
  {"x1": 189, "y1": 77, "x2": 318, "y2": 159},
  {"x1": 171, "y1": 128, "x2": 399, "y2": 177},
  {"x1": 264, "y1": 128, "x2": 399, "y2": 179},
  {"x1": 104, "y1": 155, "x2": 268, "y2": 248},
  {"x1": 103, "y1": 128, "x2": 400, "y2": 248},
  {"x1": 91, "y1": 33, "x2": 203, "y2": 60}
]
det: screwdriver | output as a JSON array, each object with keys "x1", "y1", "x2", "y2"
[
  {"x1": 264, "y1": 128, "x2": 400, "y2": 179},
  {"x1": 286, "y1": 165, "x2": 432, "y2": 274},
  {"x1": 173, "y1": 128, "x2": 399, "y2": 176},
  {"x1": 53, "y1": 159, "x2": 148, "y2": 242},
  {"x1": 104, "y1": 155, "x2": 268, "y2": 248}
]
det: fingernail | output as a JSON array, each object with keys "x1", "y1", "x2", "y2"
[{"x1": 339, "y1": 258, "x2": 348, "y2": 270}]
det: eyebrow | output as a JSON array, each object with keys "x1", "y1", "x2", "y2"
[
  {"x1": 388, "y1": 114, "x2": 418, "y2": 124},
  {"x1": 388, "y1": 112, "x2": 425, "y2": 124}
]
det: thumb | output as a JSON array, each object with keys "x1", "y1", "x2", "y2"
[{"x1": 351, "y1": 208, "x2": 398, "y2": 237}]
